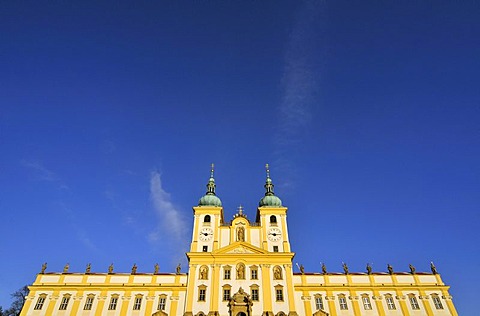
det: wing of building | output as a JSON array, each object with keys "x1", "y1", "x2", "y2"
[{"x1": 20, "y1": 165, "x2": 458, "y2": 316}]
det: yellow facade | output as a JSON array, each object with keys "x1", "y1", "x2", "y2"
[{"x1": 20, "y1": 167, "x2": 457, "y2": 316}]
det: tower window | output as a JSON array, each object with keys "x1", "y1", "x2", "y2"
[
  {"x1": 202, "y1": 246, "x2": 208, "y2": 252},
  {"x1": 133, "y1": 296, "x2": 142, "y2": 310},
  {"x1": 339, "y1": 295, "x2": 348, "y2": 310},
  {"x1": 252, "y1": 289, "x2": 259, "y2": 301},
  {"x1": 204, "y1": 215, "x2": 211, "y2": 223},
  {"x1": 158, "y1": 295, "x2": 167, "y2": 310},
  {"x1": 198, "y1": 289, "x2": 206, "y2": 301},
  {"x1": 273, "y1": 246, "x2": 279, "y2": 252},
  {"x1": 270, "y1": 215, "x2": 277, "y2": 224},
  {"x1": 276, "y1": 289, "x2": 284, "y2": 301},
  {"x1": 315, "y1": 295, "x2": 324, "y2": 310}
]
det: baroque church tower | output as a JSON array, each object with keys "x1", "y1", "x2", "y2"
[{"x1": 184, "y1": 164, "x2": 297, "y2": 316}]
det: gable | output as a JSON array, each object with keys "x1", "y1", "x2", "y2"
[{"x1": 213, "y1": 242, "x2": 268, "y2": 255}]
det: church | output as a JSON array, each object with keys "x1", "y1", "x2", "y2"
[{"x1": 20, "y1": 165, "x2": 458, "y2": 316}]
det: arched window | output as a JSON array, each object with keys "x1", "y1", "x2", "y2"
[
  {"x1": 314, "y1": 294, "x2": 324, "y2": 310},
  {"x1": 361, "y1": 294, "x2": 372, "y2": 310},
  {"x1": 338, "y1": 294, "x2": 348, "y2": 310},
  {"x1": 83, "y1": 294, "x2": 95, "y2": 310},
  {"x1": 204, "y1": 215, "x2": 211, "y2": 223},
  {"x1": 34, "y1": 294, "x2": 47, "y2": 310},
  {"x1": 158, "y1": 294, "x2": 167, "y2": 310},
  {"x1": 408, "y1": 294, "x2": 420, "y2": 310},
  {"x1": 59, "y1": 294, "x2": 71, "y2": 310},
  {"x1": 270, "y1": 215, "x2": 277, "y2": 224},
  {"x1": 432, "y1": 294, "x2": 444, "y2": 309},
  {"x1": 385, "y1": 294, "x2": 396, "y2": 310}
]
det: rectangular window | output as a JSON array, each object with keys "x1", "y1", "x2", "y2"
[
  {"x1": 224, "y1": 269, "x2": 231, "y2": 279},
  {"x1": 34, "y1": 297, "x2": 45, "y2": 310},
  {"x1": 108, "y1": 297, "x2": 118, "y2": 310},
  {"x1": 386, "y1": 296, "x2": 396, "y2": 310},
  {"x1": 362, "y1": 296, "x2": 372, "y2": 310},
  {"x1": 409, "y1": 296, "x2": 420, "y2": 310},
  {"x1": 433, "y1": 296, "x2": 443, "y2": 309},
  {"x1": 339, "y1": 297, "x2": 348, "y2": 310},
  {"x1": 276, "y1": 289, "x2": 283, "y2": 301},
  {"x1": 59, "y1": 296, "x2": 70, "y2": 310},
  {"x1": 251, "y1": 269, "x2": 258, "y2": 279},
  {"x1": 202, "y1": 246, "x2": 208, "y2": 252},
  {"x1": 199, "y1": 289, "x2": 206, "y2": 301},
  {"x1": 251, "y1": 289, "x2": 259, "y2": 301},
  {"x1": 273, "y1": 246, "x2": 279, "y2": 252},
  {"x1": 133, "y1": 297, "x2": 142, "y2": 310},
  {"x1": 158, "y1": 297, "x2": 166, "y2": 310},
  {"x1": 84, "y1": 297, "x2": 94, "y2": 310},
  {"x1": 223, "y1": 289, "x2": 231, "y2": 301},
  {"x1": 315, "y1": 296, "x2": 323, "y2": 310}
]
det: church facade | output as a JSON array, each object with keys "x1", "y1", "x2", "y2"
[{"x1": 20, "y1": 166, "x2": 457, "y2": 316}]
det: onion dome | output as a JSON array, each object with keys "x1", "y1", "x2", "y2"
[
  {"x1": 198, "y1": 164, "x2": 222, "y2": 207},
  {"x1": 259, "y1": 164, "x2": 282, "y2": 207}
]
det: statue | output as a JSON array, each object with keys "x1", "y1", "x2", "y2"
[
  {"x1": 154, "y1": 263, "x2": 159, "y2": 274},
  {"x1": 176, "y1": 263, "x2": 181, "y2": 274},
  {"x1": 132, "y1": 264, "x2": 137, "y2": 274},
  {"x1": 237, "y1": 227, "x2": 245, "y2": 242},
  {"x1": 200, "y1": 266, "x2": 208, "y2": 279},
  {"x1": 108, "y1": 263, "x2": 114, "y2": 274},
  {"x1": 40, "y1": 262, "x2": 47, "y2": 274},
  {"x1": 273, "y1": 266, "x2": 282, "y2": 280},
  {"x1": 63, "y1": 263, "x2": 69, "y2": 273},
  {"x1": 387, "y1": 264, "x2": 393, "y2": 275},
  {"x1": 342, "y1": 262, "x2": 349, "y2": 275},
  {"x1": 409, "y1": 264, "x2": 416, "y2": 275},
  {"x1": 431, "y1": 262, "x2": 438, "y2": 275},
  {"x1": 236, "y1": 264, "x2": 245, "y2": 279},
  {"x1": 86, "y1": 263, "x2": 91, "y2": 274},
  {"x1": 299, "y1": 264, "x2": 305, "y2": 274},
  {"x1": 321, "y1": 262, "x2": 327, "y2": 275},
  {"x1": 366, "y1": 263, "x2": 372, "y2": 275}
]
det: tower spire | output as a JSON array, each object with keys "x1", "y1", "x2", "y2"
[
  {"x1": 264, "y1": 163, "x2": 274, "y2": 196},
  {"x1": 198, "y1": 163, "x2": 222, "y2": 206},
  {"x1": 206, "y1": 163, "x2": 216, "y2": 195}
]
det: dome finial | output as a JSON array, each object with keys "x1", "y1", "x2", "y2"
[
  {"x1": 264, "y1": 163, "x2": 274, "y2": 196},
  {"x1": 265, "y1": 163, "x2": 270, "y2": 179},
  {"x1": 198, "y1": 163, "x2": 222, "y2": 206}
]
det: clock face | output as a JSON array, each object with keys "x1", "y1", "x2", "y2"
[
  {"x1": 199, "y1": 227, "x2": 213, "y2": 241},
  {"x1": 268, "y1": 228, "x2": 282, "y2": 241}
]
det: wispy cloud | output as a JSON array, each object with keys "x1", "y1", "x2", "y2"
[
  {"x1": 21, "y1": 159, "x2": 69, "y2": 189},
  {"x1": 149, "y1": 171, "x2": 188, "y2": 256},
  {"x1": 274, "y1": 0, "x2": 326, "y2": 185}
]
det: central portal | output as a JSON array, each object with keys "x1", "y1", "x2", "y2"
[{"x1": 228, "y1": 288, "x2": 253, "y2": 316}]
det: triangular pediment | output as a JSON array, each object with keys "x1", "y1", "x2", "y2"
[{"x1": 213, "y1": 242, "x2": 268, "y2": 255}]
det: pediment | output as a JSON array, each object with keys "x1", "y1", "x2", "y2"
[{"x1": 214, "y1": 242, "x2": 268, "y2": 255}]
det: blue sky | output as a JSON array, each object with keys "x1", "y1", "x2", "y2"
[{"x1": 1, "y1": 1, "x2": 479, "y2": 313}]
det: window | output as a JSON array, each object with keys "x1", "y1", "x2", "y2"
[
  {"x1": 270, "y1": 215, "x2": 277, "y2": 224},
  {"x1": 84, "y1": 295, "x2": 94, "y2": 310},
  {"x1": 251, "y1": 267, "x2": 258, "y2": 280},
  {"x1": 34, "y1": 295, "x2": 46, "y2": 310},
  {"x1": 204, "y1": 215, "x2": 211, "y2": 223},
  {"x1": 339, "y1": 295, "x2": 348, "y2": 310},
  {"x1": 133, "y1": 296, "x2": 142, "y2": 310},
  {"x1": 202, "y1": 246, "x2": 208, "y2": 252},
  {"x1": 223, "y1": 289, "x2": 231, "y2": 301},
  {"x1": 108, "y1": 296, "x2": 118, "y2": 310},
  {"x1": 273, "y1": 246, "x2": 279, "y2": 252},
  {"x1": 386, "y1": 295, "x2": 396, "y2": 310},
  {"x1": 409, "y1": 294, "x2": 420, "y2": 310},
  {"x1": 59, "y1": 295, "x2": 70, "y2": 310},
  {"x1": 315, "y1": 295, "x2": 324, "y2": 310},
  {"x1": 224, "y1": 268, "x2": 231, "y2": 280},
  {"x1": 199, "y1": 288, "x2": 206, "y2": 301},
  {"x1": 252, "y1": 289, "x2": 259, "y2": 301},
  {"x1": 158, "y1": 296, "x2": 167, "y2": 310},
  {"x1": 362, "y1": 295, "x2": 372, "y2": 310},
  {"x1": 276, "y1": 289, "x2": 284, "y2": 301},
  {"x1": 432, "y1": 295, "x2": 443, "y2": 309}
]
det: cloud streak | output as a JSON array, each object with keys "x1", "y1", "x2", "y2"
[
  {"x1": 21, "y1": 159, "x2": 69, "y2": 189},
  {"x1": 149, "y1": 171, "x2": 188, "y2": 255}
]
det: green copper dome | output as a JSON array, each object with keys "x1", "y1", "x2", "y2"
[
  {"x1": 198, "y1": 165, "x2": 222, "y2": 207},
  {"x1": 258, "y1": 164, "x2": 282, "y2": 207}
]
